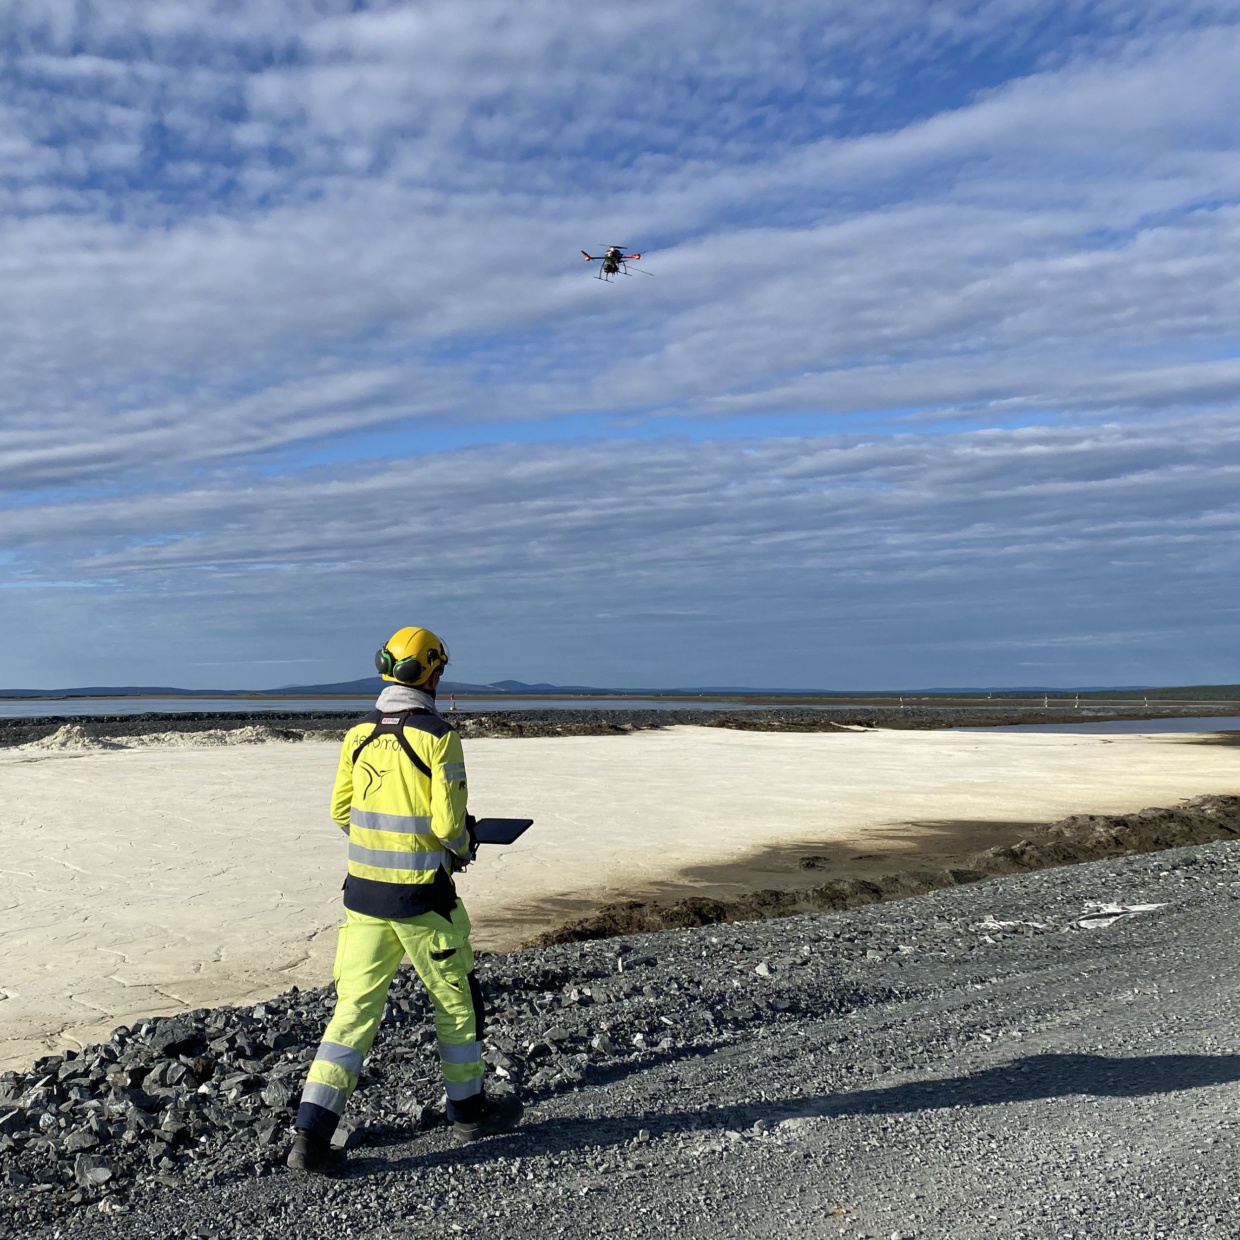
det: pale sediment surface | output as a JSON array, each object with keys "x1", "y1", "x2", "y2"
[{"x1": 1, "y1": 724, "x2": 1237, "y2": 1068}]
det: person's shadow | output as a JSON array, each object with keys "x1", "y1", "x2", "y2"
[{"x1": 358, "y1": 1053, "x2": 1240, "y2": 1176}]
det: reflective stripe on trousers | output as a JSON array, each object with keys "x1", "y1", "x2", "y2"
[{"x1": 300, "y1": 1080, "x2": 348, "y2": 1116}]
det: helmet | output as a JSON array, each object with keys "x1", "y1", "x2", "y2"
[{"x1": 374, "y1": 626, "x2": 450, "y2": 687}]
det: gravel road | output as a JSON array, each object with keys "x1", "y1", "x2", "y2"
[{"x1": 5, "y1": 837, "x2": 1240, "y2": 1240}]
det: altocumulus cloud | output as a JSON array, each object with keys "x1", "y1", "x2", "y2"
[
  {"x1": 4, "y1": 417, "x2": 1239, "y2": 688},
  {"x1": 0, "y1": 0, "x2": 1238, "y2": 686}
]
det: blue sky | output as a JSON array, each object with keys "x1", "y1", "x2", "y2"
[{"x1": 1, "y1": 0, "x2": 1239, "y2": 690}]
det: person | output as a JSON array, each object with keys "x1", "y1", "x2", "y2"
[{"x1": 287, "y1": 625, "x2": 522, "y2": 1174}]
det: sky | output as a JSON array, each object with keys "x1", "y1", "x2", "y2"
[{"x1": 1, "y1": 0, "x2": 1239, "y2": 691}]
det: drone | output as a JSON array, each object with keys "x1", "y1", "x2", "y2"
[{"x1": 581, "y1": 245, "x2": 652, "y2": 281}]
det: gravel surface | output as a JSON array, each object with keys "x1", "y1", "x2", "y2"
[
  {"x1": 5, "y1": 808, "x2": 1240, "y2": 1239},
  {"x1": 2, "y1": 702, "x2": 1238, "y2": 748}
]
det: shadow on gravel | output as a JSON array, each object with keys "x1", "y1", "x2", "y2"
[
  {"x1": 795, "y1": 1053, "x2": 1240, "y2": 1116},
  {"x1": 349, "y1": 1054, "x2": 1240, "y2": 1177}
]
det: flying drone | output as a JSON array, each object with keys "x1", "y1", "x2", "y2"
[{"x1": 581, "y1": 245, "x2": 652, "y2": 281}]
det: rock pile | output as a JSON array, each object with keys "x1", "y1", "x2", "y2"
[{"x1": 0, "y1": 927, "x2": 858, "y2": 1232}]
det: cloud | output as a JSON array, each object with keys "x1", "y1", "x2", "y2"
[
  {"x1": 0, "y1": 4, "x2": 1237, "y2": 495},
  {"x1": 1, "y1": 1, "x2": 1238, "y2": 685},
  {"x1": 4, "y1": 414, "x2": 1238, "y2": 687}
]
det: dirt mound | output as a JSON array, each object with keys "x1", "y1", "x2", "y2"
[
  {"x1": 119, "y1": 724, "x2": 344, "y2": 747},
  {"x1": 19, "y1": 724, "x2": 121, "y2": 751},
  {"x1": 17, "y1": 723, "x2": 344, "y2": 752},
  {"x1": 530, "y1": 795, "x2": 1240, "y2": 946},
  {"x1": 970, "y1": 795, "x2": 1240, "y2": 873}
]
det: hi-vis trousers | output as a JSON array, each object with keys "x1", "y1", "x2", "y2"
[{"x1": 294, "y1": 903, "x2": 486, "y2": 1139}]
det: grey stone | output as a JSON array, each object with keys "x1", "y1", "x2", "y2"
[
  {"x1": 148, "y1": 1060, "x2": 188, "y2": 1089},
  {"x1": 617, "y1": 955, "x2": 656, "y2": 973},
  {"x1": 217, "y1": 1068, "x2": 258, "y2": 1089},
  {"x1": 260, "y1": 1080, "x2": 293, "y2": 1109},
  {"x1": 108, "y1": 1086, "x2": 159, "y2": 1113},
  {"x1": 125, "y1": 1109, "x2": 157, "y2": 1134},
  {"x1": 73, "y1": 1153, "x2": 114, "y2": 1188},
  {"x1": 0, "y1": 1107, "x2": 27, "y2": 1135}
]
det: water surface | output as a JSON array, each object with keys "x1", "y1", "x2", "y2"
[{"x1": 966, "y1": 715, "x2": 1240, "y2": 735}]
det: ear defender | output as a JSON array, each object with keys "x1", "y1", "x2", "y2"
[
  {"x1": 374, "y1": 647, "x2": 394, "y2": 676},
  {"x1": 391, "y1": 655, "x2": 426, "y2": 685}
]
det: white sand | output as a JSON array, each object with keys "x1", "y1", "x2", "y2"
[{"x1": 1, "y1": 725, "x2": 1236, "y2": 1068}]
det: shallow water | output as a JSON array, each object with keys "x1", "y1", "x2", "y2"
[{"x1": 966, "y1": 715, "x2": 1240, "y2": 735}]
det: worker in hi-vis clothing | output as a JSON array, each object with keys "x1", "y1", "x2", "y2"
[{"x1": 287, "y1": 626, "x2": 522, "y2": 1174}]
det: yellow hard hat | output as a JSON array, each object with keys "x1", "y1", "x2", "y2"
[{"x1": 374, "y1": 626, "x2": 450, "y2": 687}]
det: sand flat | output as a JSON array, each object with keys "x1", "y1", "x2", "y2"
[{"x1": 0, "y1": 725, "x2": 1236, "y2": 1067}]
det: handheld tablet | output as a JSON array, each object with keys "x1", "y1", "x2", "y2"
[{"x1": 472, "y1": 817, "x2": 534, "y2": 846}]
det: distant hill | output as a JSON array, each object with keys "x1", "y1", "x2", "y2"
[
  {"x1": 1075, "y1": 684, "x2": 1240, "y2": 701},
  {"x1": 278, "y1": 676, "x2": 504, "y2": 695},
  {"x1": 0, "y1": 686, "x2": 239, "y2": 699},
  {"x1": 487, "y1": 679, "x2": 610, "y2": 694},
  {"x1": 2, "y1": 680, "x2": 1236, "y2": 701}
]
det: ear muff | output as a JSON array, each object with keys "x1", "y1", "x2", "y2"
[
  {"x1": 376, "y1": 645, "x2": 445, "y2": 685},
  {"x1": 390, "y1": 654, "x2": 426, "y2": 684}
]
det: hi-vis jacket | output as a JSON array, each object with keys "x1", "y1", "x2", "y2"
[{"x1": 330, "y1": 709, "x2": 471, "y2": 919}]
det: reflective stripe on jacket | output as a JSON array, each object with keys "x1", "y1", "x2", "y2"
[{"x1": 331, "y1": 710, "x2": 470, "y2": 894}]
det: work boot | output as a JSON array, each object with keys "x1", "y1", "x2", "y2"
[
  {"x1": 286, "y1": 1129, "x2": 347, "y2": 1174},
  {"x1": 452, "y1": 1095, "x2": 524, "y2": 1144}
]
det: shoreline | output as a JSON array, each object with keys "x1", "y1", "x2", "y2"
[{"x1": 3, "y1": 701, "x2": 1240, "y2": 749}]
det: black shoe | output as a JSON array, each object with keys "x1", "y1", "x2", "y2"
[
  {"x1": 286, "y1": 1129, "x2": 347, "y2": 1174},
  {"x1": 452, "y1": 1095, "x2": 524, "y2": 1144}
]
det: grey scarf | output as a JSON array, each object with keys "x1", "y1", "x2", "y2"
[{"x1": 374, "y1": 684, "x2": 439, "y2": 715}]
